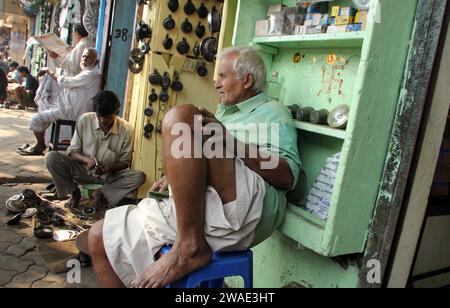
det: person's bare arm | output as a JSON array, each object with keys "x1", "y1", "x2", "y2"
[
  {"x1": 96, "y1": 162, "x2": 129, "y2": 175},
  {"x1": 69, "y1": 152, "x2": 97, "y2": 169},
  {"x1": 199, "y1": 108, "x2": 294, "y2": 191}
]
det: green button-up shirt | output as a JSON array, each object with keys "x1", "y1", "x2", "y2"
[{"x1": 216, "y1": 93, "x2": 301, "y2": 246}]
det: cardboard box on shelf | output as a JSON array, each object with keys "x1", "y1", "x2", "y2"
[
  {"x1": 295, "y1": 25, "x2": 307, "y2": 35},
  {"x1": 335, "y1": 15, "x2": 354, "y2": 25},
  {"x1": 331, "y1": 6, "x2": 340, "y2": 17},
  {"x1": 355, "y1": 11, "x2": 368, "y2": 31},
  {"x1": 255, "y1": 19, "x2": 270, "y2": 37},
  {"x1": 268, "y1": 11, "x2": 292, "y2": 35},
  {"x1": 340, "y1": 7, "x2": 357, "y2": 17},
  {"x1": 267, "y1": 3, "x2": 287, "y2": 16},
  {"x1": 321, "y1": 14, "x2": 331, "y2": 26},
  {"x1": 327, "y1": 25, "x2": 348, "y2": 34},
  {"x1": 347, "y1": 23, "x2": 362, "y2": 32},
  {"x1": 306, "y1": 13, "x2": 322, "y2": 27},
  {"x1": 285, "y1": 7, "x2": 297, "y2": 32},
  {"x1": 295, "y1": 2, "x2": 309, "y2": 26}
]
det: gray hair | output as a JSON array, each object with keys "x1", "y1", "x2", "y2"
[{"x1": 220, "y1": 46, "x2": 267, "y2": 94}]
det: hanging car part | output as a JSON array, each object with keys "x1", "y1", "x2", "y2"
[
  {"x1": 171, "y1": 71, "x2": 184, "y2": 92},
  {"x1": 140, "y1": 42, "x2": 151, "y2": 54},
  {"x1": 168, "y1": 0, "x2": 179, "y2": 12},
  {"x1": 135, "y1": 21, "x2": 152, "y2": 42},
  {"x1": 193, "y1": 41, "x2": 200, "y2": 57},
  {"x1": 198, "y1": 3, "x2": 208, "y2": 19},
  {"x1": 163, "y1": 14, "x2": 176, "y2": 30},
  {"x1": 176, "y1": 38, "x2": 190, "y2": 55},
  {"x1": 162, "y1": 34, "x2": 173, "y2": 50},
  {"x1": 160, "y1": 88, "x2": 170, "y2": 102},
  {"x1": 149, "y1": 69, "x2": 162, "y2": 85},
  {"x1": 200, "y1": 36, "x2": 218, "y2": 62},
  {"x1": 144, "y1": 106, "x2": 154, "y2": 117},
  {"x1": 197, "y1": 63, "x2": 208, "y2": 77},
  {"x1": 195, "y1": 22, "x2": 206, "y2": 39},
  {"x1": 184, "y1": 0, "x2": 195, "y2": 15},
  {"x1": 161, "y1": 72, "x2": 172, "y2": 88},
  {"x1": 181, "y1": 18, "x2": 193, "y2": 33},
  {"x1": 148, "y1": 88, "x2": 159, "y2": 103},
  {"x1": 208, "y1": 6, "x2": 221, "y2": 34}
]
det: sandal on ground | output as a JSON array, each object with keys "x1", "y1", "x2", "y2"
[
  {"x1": 18, "y1": 146, "x2": 45, "y2": 156},
  {"x1": 17, "y1": 143, "x2": 31, "y2": 152}
]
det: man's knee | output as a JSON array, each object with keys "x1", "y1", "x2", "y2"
[
  {"x1": 130, "y1": 170, "x2": 146, "y2": 187},
  {"x1": 162, "y1": 104, "x2": 200, "y2": 135},
  {"x1": 45, "y1": 151, "x2": 64, "y2": 169}
]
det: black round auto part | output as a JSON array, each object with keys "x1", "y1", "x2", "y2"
[
  {"x1": 163, "y1": 15, "x2": 176, "y2": 30},
  {"x1": 144, "y1": 106, "x2": 154, "y2": 117},
  {"x1": 195, "y1": 22, "x2": 206, "y2": 38},
  {"x1": 198, "y1": 3, "x2": 208, "y2": 19},
  {"x1": 140, "y1": 42, "x2": 151, "y2": 54},
  {"x1": 193, "y1": 42, "x2": 200, "y2": 57},
  {"x1": 129, "y1": 60, "x2": 144, "y2": 74},
  {"x1": 22, "y1": 189, "x2": 37, "y2": 200},
  {"x1": 130, "y1": 48, "x2": 145, "y2": 65},
  {"x1": 7, "y1": 213, "x2": 22, "y2": 226},
  {"x1": 184, "y1": 0, "x2": 195, "y2": 15},
  {"x1": 200, "y1": 36, "x2": 218, "y2": 62},
  {"x1": 135, "y1": 21, "x2": 152, "y2": 42},
  {"x1": 144, "y1": 131, "x2": 152, "y2": 139},
  {"x1": 148, "y1": 89, "x2": 158, "y2": 103},
  {"x1": 149, "y1": 69, "x2": 162, "y2": 85},
  {"x1": 161, "y1": 72, "x2": 171, "y2": 88},
  {"x1": 168, "y1": 0, "x2": 179, "y2": 12},
  {"x1": 144, "y1": 123, "x2": 154, "y2": 135},
  {"x1": 160, "y1": 89, "x2": 170, "y2": 102},
  {"x1": 162, "y1": 34, "x2": 173, "y2": 50},
  {"x1": 171, "y1": 80, "x2": 183, "y2": 92},
  {"x1": 176, "y1": 38, "x2": 190, "y2": 55},
  {"x1": 82, "y1": 207, "x2": 96, "y2": 216},
  {"x1": 181, "y1": 18, "x2": 193, "y2": 33},
  {"x1": 197, "y1": 63, "x2": 208, "y2": 77},
  {"x1": 208, "y1": 6, "x2": 221, "y2": 34}
]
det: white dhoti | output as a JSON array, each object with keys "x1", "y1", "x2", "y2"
[{"x1": 102, "y1": 158, "x2": 266, "y2": 287}]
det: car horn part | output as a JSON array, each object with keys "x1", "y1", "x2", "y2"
[{"x1": 200, "y1": 36, "x2": 218, "y2": 62}]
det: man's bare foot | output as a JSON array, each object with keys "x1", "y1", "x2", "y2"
[
  {"x1": 131, "y1": 241, "x2": 212, "y2": 288},
  {"x1": 65, "y1": 188, "x2": 81, "y2": 208},
  {"x1": 92, "y1": 190, "x2": 109, "y2": 209}
]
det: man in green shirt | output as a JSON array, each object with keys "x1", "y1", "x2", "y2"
[{"x1": 88, "y1": 46, "x2": 300, "y2": 288}]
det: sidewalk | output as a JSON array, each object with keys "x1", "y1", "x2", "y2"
[{"x1": 0, "y1": 109, "x2": 98, "y2": 288}]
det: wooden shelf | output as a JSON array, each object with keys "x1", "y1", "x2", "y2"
[
  {"x1": 295, "y1": 121, "x2": 346, "y2": 140},
  {"x1": 252, "y1": 32, "x2": 365, "y2": 50}
]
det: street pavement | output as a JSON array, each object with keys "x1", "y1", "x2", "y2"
[{"x1": 0, "y1": 108, "x2": 98, "y2": 288}]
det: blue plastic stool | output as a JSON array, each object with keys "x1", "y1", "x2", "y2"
[{"x1": 160, "y1": 245, "x2": 253, "y2": 288}]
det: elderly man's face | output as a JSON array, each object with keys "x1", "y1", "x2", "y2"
[
  {"x1": 81, "y1": 49, "x2": 97, "y2": 69},
  {"x1": 215, "y1": 54, "x2": 251, "y2": 105}
]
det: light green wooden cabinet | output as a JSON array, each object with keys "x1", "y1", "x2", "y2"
[{"x1": 226, "y1": 0, "x2": 418, "y2": 257}]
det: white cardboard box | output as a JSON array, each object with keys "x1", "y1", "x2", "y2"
[{"x1": 255, "y1": 20, "x2": 270, "y2": 37}]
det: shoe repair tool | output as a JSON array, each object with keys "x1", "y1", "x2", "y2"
[{"x1": 328, "y1": 104, "x2": 350, "y2": 129}]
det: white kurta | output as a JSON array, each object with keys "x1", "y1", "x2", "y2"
[
  {"x1": 56, "y1": 67, "x2": 102, "y2": 120},
  {"x1": 55, "y1": 37, "x2": 94, "y2": 77}
]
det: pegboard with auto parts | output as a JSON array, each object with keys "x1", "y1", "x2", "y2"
[{"x1": 127, "y1": 0, "x2": 226, "y2": 197}]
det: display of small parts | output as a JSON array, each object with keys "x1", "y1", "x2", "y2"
[{"x1": 152, "y1": 0, "x2": 223, "y2": 59}]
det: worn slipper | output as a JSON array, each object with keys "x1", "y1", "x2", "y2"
[
  {"x1": 17, "y1": 143, "x2": 30, "y2": 151},
  {"x1": 19, "y1": 146, "x2": 45, "y2": 156}
]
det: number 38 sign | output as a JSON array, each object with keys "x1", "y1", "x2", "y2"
[{"x1": 114, "y1": 28, "x2": 129, "y2": 42}]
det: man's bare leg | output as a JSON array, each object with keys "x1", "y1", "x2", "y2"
[
  {"x1": 132, "y1": 104, "x2": 236, "y2": 288},
  {"x1": 65, "y1": 187, "x2": 81, "y2": 208},
  {"x1": 32, "y1": 131, "x2": 47, "y2": 152},
  {"x1": 88, "y1": 220, "x2": 125, "y2": 288}
]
